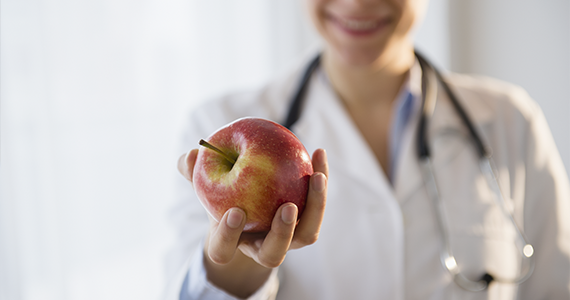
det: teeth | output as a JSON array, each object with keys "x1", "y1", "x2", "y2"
[{"x1": 339, "y1": 19, "x2": 378, "y2": 30}]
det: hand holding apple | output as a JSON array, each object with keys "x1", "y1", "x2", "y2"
[
  {"x1": 178, "y1": 144, "x2": 328, "y2": 297},
  {"x1": 192, "y1": 117, "x2": 313, "y2": 232}
]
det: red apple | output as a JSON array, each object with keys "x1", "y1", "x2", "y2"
[{"x1": 193, "y1": 117, "x2": 313, "y2": 233}]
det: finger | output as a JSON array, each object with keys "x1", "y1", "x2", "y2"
[
  {"x1": 290, "y1": 171, "x2": 327, "y2": 249},
  {"x1": 312, "y1": 148, "x2": 329, "y2": 178},
  {"x1": 177, "y1": 149, "x2": 199, "y2": 183},
  {"x1": 207, "y1": 208, "x2": 246, "y2": 265},
  {"x1": 290, "y1": 149, "x2": 328, "y2": 248},
  {"x1": 254, "y1": 203, "x2": 298, "y2": 268}
]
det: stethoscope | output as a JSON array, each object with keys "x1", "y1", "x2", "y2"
[{"x1": 283, "y1": 51, "x2": 535, "y2": 292}]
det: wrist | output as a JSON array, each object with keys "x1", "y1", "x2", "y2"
[{"x1": 203, "y1": 246, "x2": 272, "y2": 298}]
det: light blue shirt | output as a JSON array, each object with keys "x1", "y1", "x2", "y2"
[{"x1": 390, "y1": 89, "x2": 416, "y2": 182}]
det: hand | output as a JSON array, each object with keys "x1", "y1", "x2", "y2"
[{"x1": 178, "y1": 148, "x2": 328, "y2": 297}]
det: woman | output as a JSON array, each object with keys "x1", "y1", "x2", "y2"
[{"x1": 170, "y1": 0, "x2": 570, "y2": 299}]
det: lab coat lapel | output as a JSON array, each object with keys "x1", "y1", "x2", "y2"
[
  {"x1": 393, "y1": 81, "x2": 469, "y2": 204},
  {"x1": 393, "y1": 67, "x2": 495, "y2": 204},
  {"x1": 292, "y1": 69, "x2": 392, "y2": 200},
  {"x1": 428, "y1": 77, "x2": 494, "y2": 171}
]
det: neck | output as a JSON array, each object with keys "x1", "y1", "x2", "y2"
[{"x1": 322, "y1": 45, "x2": 415, "y2": 108}]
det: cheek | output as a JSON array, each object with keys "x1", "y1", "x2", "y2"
[
  {"x1": 397, "y1": 0, "x2": 428, "y2": 33},
  {"x1": 304, "y1": 0, "x2": 327, "y2": 31}
]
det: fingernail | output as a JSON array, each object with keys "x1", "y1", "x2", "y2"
[
  {"x1": 226, "y1": 209, "x2": 244, "y2": 229},
  {"x1": 312, "y1": 173, "x2": 326, "y2": 193},
  {"x1": 281, "y1": 204, "x2": 297, "y2": 225}
]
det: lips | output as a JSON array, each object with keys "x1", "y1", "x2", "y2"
[
  {"x1": 339, "y1": 18, "x2": 380, "y2": 31},
  {"x1": 328, "y1": 14, "x2": 390, "y2": 36}
]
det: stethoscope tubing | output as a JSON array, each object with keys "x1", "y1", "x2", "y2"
[{"x1": 283, "y1": 50, "x2": 535, "y2": 291}]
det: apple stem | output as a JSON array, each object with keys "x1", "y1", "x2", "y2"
[{"x1": 199, "y1": 139, "x2": 237, "y2": 165}]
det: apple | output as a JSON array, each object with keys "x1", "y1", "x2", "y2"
[{"x1": 193, "y1": 117, "x2": 313, "y2": 233}]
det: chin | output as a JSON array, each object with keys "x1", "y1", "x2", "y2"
[
  {"x1": 344, "y1": 50, "x2": 384, "y2": 67},
  {"x1": 328, "y1": 43, "x2": 389, "y2": 68},
  {"x1": 328, "y1": 37, "x2": 414, "y2": 70}
]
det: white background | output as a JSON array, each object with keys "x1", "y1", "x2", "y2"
[{"x1": 1, "y1": 1, "x2": 568, "y2": 299}]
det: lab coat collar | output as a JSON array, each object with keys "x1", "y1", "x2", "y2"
[
  {"x1": 395, "y1": 64, "x2": 496, "y2": 203},
  {"x1": 429, "y1": 74, "x2": 495, "y2": 136}
]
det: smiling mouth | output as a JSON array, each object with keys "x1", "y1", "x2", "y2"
[
  {"x1": 330, "y1": 15, "x2": 390, "y2": 34},
  {"x1": 339, "y1": 19, "x2": 380, "y2": 30}
]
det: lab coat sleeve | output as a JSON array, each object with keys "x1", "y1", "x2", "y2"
[
  {"x1": 518, "y1": 102, "x2": 570, "y2": 299},
  {"x1": 167, "y1": 105, "x2": 281, "y2": 300}
]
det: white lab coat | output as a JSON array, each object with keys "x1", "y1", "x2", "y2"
[{"x1": 165, "y1": 56, "x2": 570, "y2": 300}]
